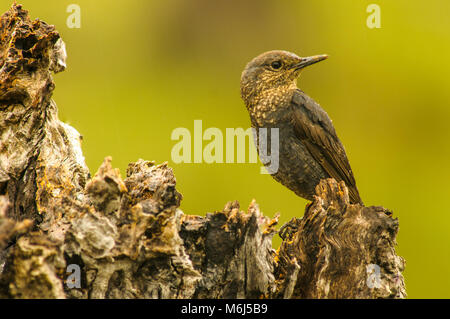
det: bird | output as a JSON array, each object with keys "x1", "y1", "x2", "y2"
[{"x1": 240, "y1": 50, "x2": 363, "y2": 204}]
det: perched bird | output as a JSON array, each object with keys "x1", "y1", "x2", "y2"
[{"x1": 240, "y1": 50, "x2": 362, "y2": 204}]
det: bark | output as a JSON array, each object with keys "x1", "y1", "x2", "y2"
[{"x1": 0, "y1": 4, "x2": 406, "y2": 299}]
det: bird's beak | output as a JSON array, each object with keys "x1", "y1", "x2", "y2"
[{"x1": 294, "y1": 54, "x2": 328, "y2": 70}]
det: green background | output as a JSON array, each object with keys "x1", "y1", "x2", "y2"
[{"x1": 5, "y1": 0, "x2": 450, "y2": 298}]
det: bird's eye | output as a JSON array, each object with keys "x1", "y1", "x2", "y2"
[{"x1": 271, "y1": 61, "x2": 282, "y2": 70}]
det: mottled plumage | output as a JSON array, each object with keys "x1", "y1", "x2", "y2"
[{"x1": 240, "y1": 50, "x2": 362, "y2": 204}]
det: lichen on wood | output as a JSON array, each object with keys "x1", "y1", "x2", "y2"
[{"x1": 0, "y1": 4, "x2": 406, "y2": 299}]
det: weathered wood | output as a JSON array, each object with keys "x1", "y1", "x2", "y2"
[{"x1": 0, "y1": 4, "x2": 405, "y2": 299}]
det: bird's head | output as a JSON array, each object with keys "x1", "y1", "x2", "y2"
[{"x1": 240, "y1": 50, "x2": 327, "y2": 104}]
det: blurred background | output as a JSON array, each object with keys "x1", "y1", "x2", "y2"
[{"x1": 5, "y1": 0, "x2": 450, "y2": 298}]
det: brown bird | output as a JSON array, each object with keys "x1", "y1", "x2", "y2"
[{"x1": 240, "y1": 50, "x2": 362, "y2": 204}]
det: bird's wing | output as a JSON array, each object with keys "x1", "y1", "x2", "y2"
[{"x1": 290, "y1": 89, "x2": 362, "y2": 204}]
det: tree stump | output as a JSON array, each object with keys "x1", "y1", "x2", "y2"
[{"x1": 0, "y1": 4, "x2": 405, "y2": 299}]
